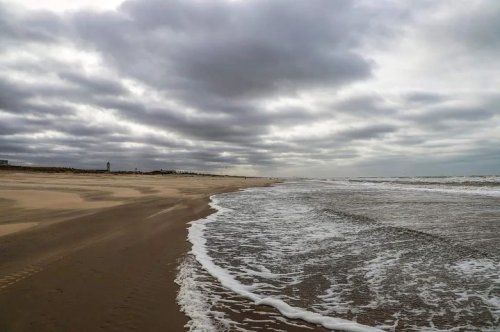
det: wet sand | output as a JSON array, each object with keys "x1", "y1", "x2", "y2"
[{"x1": 0, "y1": 171, "x2": 276, "y2": 331}]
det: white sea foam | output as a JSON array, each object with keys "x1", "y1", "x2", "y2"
[
  {"x1": 177, "y1": 180, "x2": 500, "y2": 331},
  {"x1": 184, "y1": 195, "x2": 384, "y2": 332},
  {"x1": 451, "y1": 258, "x2": 500, "y2": 319},
  {"x1": 343, "y1": 181, "x2": 500, "y2": 197},
  {"x1": 175, "y1": 256, "x2": 219, "y2": 332},
  {"x1": 329, "y1": 176, "x2": 500, "y2": 197}
]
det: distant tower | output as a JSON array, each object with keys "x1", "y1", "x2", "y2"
[{"x1": 106, "y1": 161, "x2": 111, "y2": 172}]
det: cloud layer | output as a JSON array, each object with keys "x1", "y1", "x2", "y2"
[{"x1": 1, "y1": 0, "x2": 499, "y2": 176}]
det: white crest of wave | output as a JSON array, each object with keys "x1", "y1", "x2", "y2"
[
  {"x1": 184, "y1": 195, "x2": 383, "y2": 332},
  {"x1": 175, "y1": 256, "x2": 219, "y2": 332}
]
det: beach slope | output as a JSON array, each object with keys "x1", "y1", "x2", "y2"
[{"x1": 0, "y1": 171, "x2": 275, "y2": 331}]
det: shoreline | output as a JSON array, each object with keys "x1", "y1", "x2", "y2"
[
  {"x1": 0, "y1": 171, "x2": 277, "y2": 331},
  {"x1": 180, "y1": 193, "x2": 337, "y2": 332}
]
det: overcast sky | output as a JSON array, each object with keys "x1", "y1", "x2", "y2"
[{"x1": 1, "y1": 0, "x2": 499, "y2": 176}]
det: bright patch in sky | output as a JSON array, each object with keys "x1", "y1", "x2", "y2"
[{"x1": 11, "y1": 0, "x2": 126, "y2": 12}]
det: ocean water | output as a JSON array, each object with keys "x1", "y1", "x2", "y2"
[{"x1": 176, "y1": 176, "x2": 500, "y2": 331}]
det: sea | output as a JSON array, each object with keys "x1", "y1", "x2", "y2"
[{"x1": 176, "y1": 176, "x2": 500, "y2": 331}]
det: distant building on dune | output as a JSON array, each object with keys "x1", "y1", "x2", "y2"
[
  {"x1": 0, "y1": 160, "x2": 8, "y2": 166},
  {"x1": 106, "y1": 161, "x2": 111, "y2": 172}
]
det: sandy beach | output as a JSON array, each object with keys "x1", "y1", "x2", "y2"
[{"x1": 0, "y1": 171, "x2": 276, "y2": 331}]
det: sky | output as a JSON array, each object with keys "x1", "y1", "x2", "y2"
[{"x1": 0, "y1": 0, "x2": 499, "y2": 177}]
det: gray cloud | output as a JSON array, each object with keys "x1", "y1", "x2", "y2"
[
  {"x1": 59, "y1": 0, "x2": 381, "y2": 118},
  {"x1": 58, "y1": 71, "x2": 128, "y2": 96},
  {"x1": 406, "y1": 105, "x2": 497, "y2": 131},
  {"x1": 336, "y1": 124, "x2": 397, "y2": 142},
  {"x1": 445, "y1": 2, "x2": 500, "y2": 55},
  {"x1": 404, "y1": 92, "x2": 446, "y2": 105},
  {"x1": 332, "y1": 94, "x2": 396, "y2": 116},
  {"x1": 0, "y1": 0, "x2": 499, "y2": 176},
  {"x1": 0, "y1": 4, "x2": 66, "y2": 45}
]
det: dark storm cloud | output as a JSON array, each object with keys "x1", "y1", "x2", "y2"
[
  {"x1": 0, "y1": 111, "x2": 130, "y2": 144},
  {"x1": 332, "y1": 94, "x2": 396, "y2": 116},
  {"x1": 388, "y1": 136, "x2": 426, "y2": 147},
  {"x1": 336, "y1": 124, "x2": 397, "y2": 141},
  {"x1": 0, "y1": 141, "x2": 34, "y2": 154},
  {"x1": 109, "y1": 104, "x2": 268, "y2": 143},
  {"x1": 1, "y1": 0, "x2": 499, "y2": 175},
  {"x1": 0, "y1": 4, "x2": 66, "y2": 44},
  {"x1": 58, "y1": 71, "x2": 128, "y2": 96},
  {"x1": 0, "y1": 79, "x2": 31, "y2": 112},
  {"x1": 0, "y1": 115, "x2": 53, "y2": 135},
  {"x1": 407, "y1": 105, "x2": 496, "y2": 129},
  {"x1": 0, "y1": 0, "x2": 392, "y2": 168},
  {"x1": 68, "y1": 0, "x2": 377, "y2": 102},
  {"x1": 0, "y1": 121, "x2": 26, "y2": 136},
  {"x1": 287, "y1": 124, "x2": 397, "y2": 152},
  {"x1": 404, "y1": 92, "x2": 446, "y2": 105},
  {"x1": 443, "y1": 2, "x2": 500, "y2": 54},
  {"x1": 91, "y1": 87, "x2": 317, "y2": 144},
  {"x1": 0, "y1": 75, "x2": 96, "y2": 116}
]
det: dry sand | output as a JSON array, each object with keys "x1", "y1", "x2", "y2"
[{"x1": 0, "y1": 171, "x2": 277, "y2": 331}]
